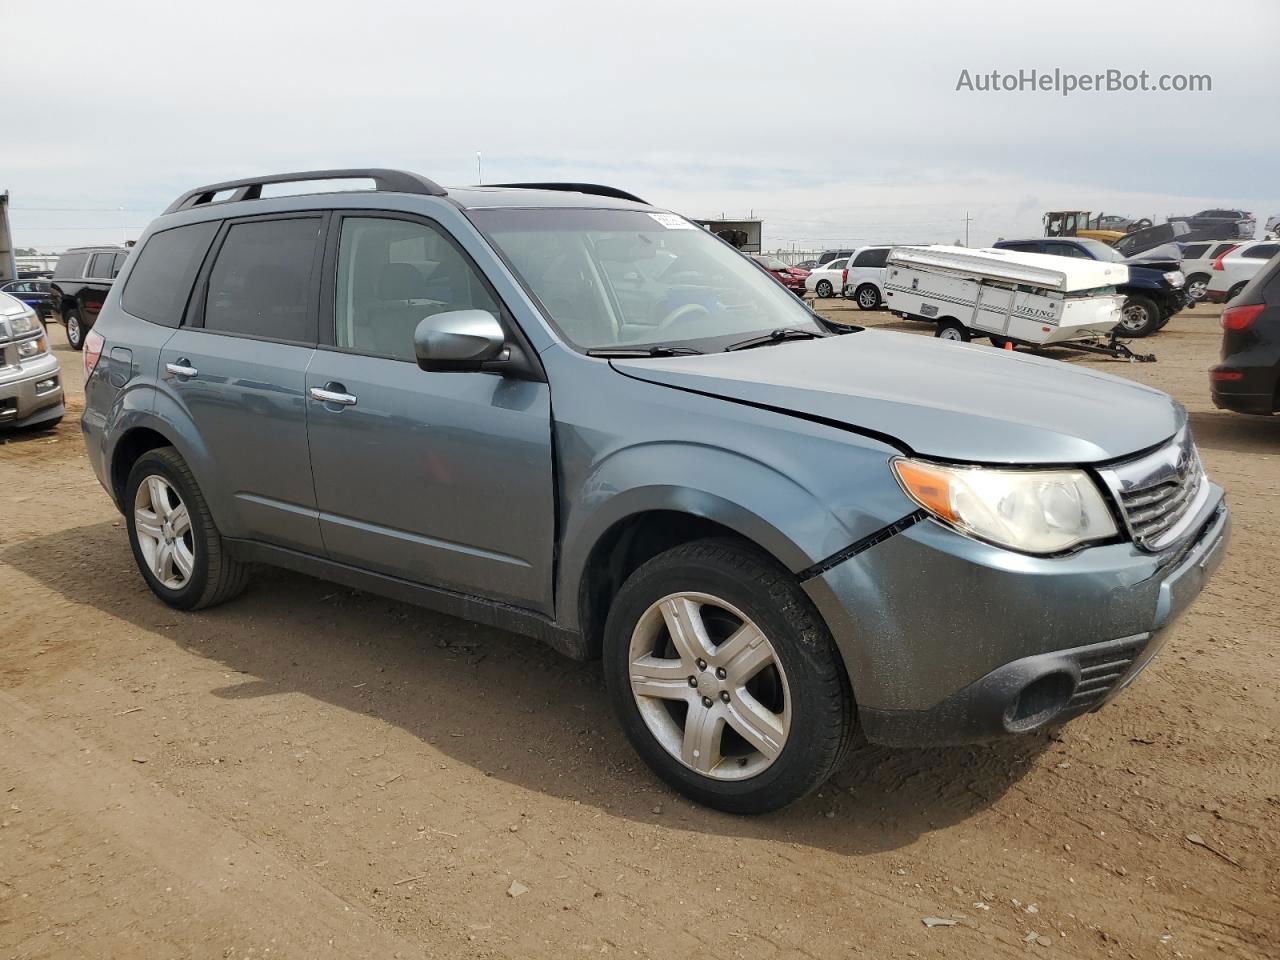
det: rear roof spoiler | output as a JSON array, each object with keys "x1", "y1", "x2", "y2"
[
  {"x1": 484, "y1": 182, "x2": 647, "y2": 205},
  {"x1": 163, "y1": 168, "x2": 448, "y2": 215}
]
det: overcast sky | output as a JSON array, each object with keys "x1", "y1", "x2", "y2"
[{"x1": 4, "y1": 0, "x2": 1277, "y2": 252}]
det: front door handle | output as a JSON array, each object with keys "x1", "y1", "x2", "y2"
[
  {"x1": 309, "y1": 385, "x2": 358, "y2": 406},
  {"x1": 165, "y1": 360, "x2": 198, "y2": 378}
]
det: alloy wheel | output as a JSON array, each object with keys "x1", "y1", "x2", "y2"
[
  {"x1": 939, "y1": 325, "x2": 965, "y2": 341},
  {"x1": 858, "y1": 287, "x2": 878, "y2": 309},
  {"x1": 133, "y1": 475, "x2": 195, "y2": 589},
  {"x1": 1187, "y1": 278, "x2": 1208, "y2": 301},
  {"x1": 627, "y1": 592, "x2": 790, "y2": 781},
  {"x1": 66, "y1": 314, "x2": 81, "y2": 346}
]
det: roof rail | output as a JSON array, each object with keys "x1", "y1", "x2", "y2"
[
  {"x1": 163, "y1": 168, "x2": 448, "y2": 215},
  {"x1": 485, "y1": 182, "x2": 647, "y2": 205}
]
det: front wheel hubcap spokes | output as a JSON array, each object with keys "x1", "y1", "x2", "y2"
[
  {"x1": 628, "y1": 593, "x2": 790, "y2": 780},
  {"x1": 134, "y1": 475, "x2": 194, "y2": 589}
]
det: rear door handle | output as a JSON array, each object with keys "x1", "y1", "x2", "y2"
[
  {"x1": 165, "y1": 360, "x2": 198, "y2": 378},
  {"x1": 309, "y1": 386, "x2": 357, "y2": 406}
]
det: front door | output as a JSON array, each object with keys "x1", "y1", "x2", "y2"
[
  {"x1": 305, "y1": 213, "x2": 555, "y2": 613},
  {"x1": 158, "y1": 213, "x2": 326, "y2": 553}
]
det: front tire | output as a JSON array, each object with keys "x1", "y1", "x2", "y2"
[
  {"x1": 1227, "y1": 282, "x2": 1247, "y2": 302},
  {"x1": 64, "y1": 308, "x2": 85, "y2": 350},
  {"x1": 1185, "y1": 273, "x2": 1210, "y2": 302},
  {"x1": 815, "y1": 279, "x2": 833, "y2": 298},
  {"x1": 1118, "y1": 295, "x2": 1160, "y2": 337},
  {"x1": 125, "y1": 448, "x2": 250, "y2": 610},
  {"x1": 855, "y1": 284, "x2": 881, "y2": 310},
  {"x1": 603, "y1": 539, "x2": 855, "y2": 814}
]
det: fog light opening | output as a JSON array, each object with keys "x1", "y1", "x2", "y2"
[{"x1": 1005, "y1": 673, "x2": 1074, "y2": 733}]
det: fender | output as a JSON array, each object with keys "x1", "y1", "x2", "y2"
[
  {"x1": 103, "y1": 396, "x2": 229, "y2": 531},
  {"x1": 555, "y1": 438, "x2": 907, "y2": 634}
]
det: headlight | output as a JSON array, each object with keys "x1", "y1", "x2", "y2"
[
  {"x1": 17, "y1": 336, "x2": 48, "y2": 360},
  {"x1": 893, "y1": 458, "x2": 1118, "y2": 554},
  {"x1": 9, "y1": 310, "x2": 42, "y2": 337},
  {"x1": 1164, "y1": 271, "x2": 1185, "y2": 288}
]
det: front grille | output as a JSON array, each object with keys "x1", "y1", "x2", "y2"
[
  {"x1": 1118, "y1": 467, "x2": 1203, "y2": 547},
  {"x1": 1068, "y1": 641, "x2": 1143, "y2": 710},
  {"x1": 1101, "y1": 427, "x2": 1207, "y2": 551}
]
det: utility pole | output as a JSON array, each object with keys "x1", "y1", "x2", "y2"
[
  {"x1": 963, "y1": 211, "x2": 974, "y2": 247},
  {"x1": 476, "y1": 152, "x2": 482, "y2": 185}
]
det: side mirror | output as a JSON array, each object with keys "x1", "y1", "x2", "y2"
[{"x1": 413, "y1": 310, "x2": 506, "y2": 372}]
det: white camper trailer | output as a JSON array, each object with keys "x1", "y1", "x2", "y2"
[{"x1": 883, "y1": 246, "x2": 1151, "y2": 360}]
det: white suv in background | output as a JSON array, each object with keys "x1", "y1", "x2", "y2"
[
  {"x1": 1204, "y1": 240, "x2": 1280, "y2": 304},
  {"x1": 804, "y1": 258, "x2": 847, "y2": 298},
  {"x1": 842, "y1": 245, "x2": 892, "y2": 309},
  {"x1": 1179, "y1": 239, "x2": 1241, "y2": 302}
]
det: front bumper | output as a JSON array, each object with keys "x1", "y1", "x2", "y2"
[
  {"x1": 0, "y1": 351, "x2": 64, "y2": 428},
  {"x1": 804, "y1": 487, "x2": 1229, "y2": 746}
]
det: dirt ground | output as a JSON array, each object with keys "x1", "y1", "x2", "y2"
[{"x1": 2, "y1": 303, "x2": 1277, "y2": 960}]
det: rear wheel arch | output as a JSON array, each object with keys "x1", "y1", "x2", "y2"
[{"x1": 109, "y1": 426, "x2": 175, "y2": 507}]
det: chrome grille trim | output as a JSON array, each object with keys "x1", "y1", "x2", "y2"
[{"x1": 1098, "y1": 426, "x2": 1208, "y2": 552}]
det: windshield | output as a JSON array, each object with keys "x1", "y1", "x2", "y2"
[
  {"x1": 471, "y1": 208, "x2": 822, "y2": 351},
  {"x1": 1074, "y1": 238, "x2": 1124, "y2": 262}
]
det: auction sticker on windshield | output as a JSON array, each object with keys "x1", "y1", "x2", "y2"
[{"x1": 648, "y1": 213, "x2": 696, "y2": 229}]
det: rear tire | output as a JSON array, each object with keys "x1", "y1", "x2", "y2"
[
  {"x1": 935, "y1": 319, "x2": 970, "y2": 342},
  {"x1": 603, "y1": 539, "x2": 855, "y2": 814},
  {"x1": 988, "y1": 334, "x2": 1013, "y2": 349},
  {"x1": 855, "y1": 284, "x2": 881, "y2": 310},
  {"x1": 815, "y1": 280, "x2": 833, "y2": 298},
  {"x1": 64, "y1": 309, "x2": 85, "y2": 350},
  {"x1": 1118, "y1": 296, "x2": 1159, "y2": 337},
  {"x1": 125, "y1": 448, "x2": 250, "y2": 611}
]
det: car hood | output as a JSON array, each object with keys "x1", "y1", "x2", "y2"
[
  {"x1": 1125, "y1": 249, "x2": 1181, "y2": 271},
  {"x1": 611, "y1": 330, "x2": 1182, "y2": 464}
]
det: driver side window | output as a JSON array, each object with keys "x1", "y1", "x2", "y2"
[{"x1": 334, "y1": 217, "x2": 501, "y2": 361}]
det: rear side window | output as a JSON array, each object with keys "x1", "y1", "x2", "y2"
[
  {"x1": 1242, "y1": 244, "x2": 1279, "y2": 260},
  {"x1": 87, "y1": 252, "x2": 117, "y2": 279},
  {"x1": 54, "y1": 252, "x2": 88, "y2": 278},
  {"x1": 122, "y1": 221, "x2": 219, "y2": 327},
  {"x1": 203, "y1": 217, "x2": 321, "y2": 343}
]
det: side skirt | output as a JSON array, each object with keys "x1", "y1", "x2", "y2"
[{"x1": 225, "y1": 539, "x2": 587, "y2": 660}]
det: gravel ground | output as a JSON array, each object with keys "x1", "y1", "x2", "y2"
[{"x1": 1, "y1": 304, "x2": 1276, "y2": 959}]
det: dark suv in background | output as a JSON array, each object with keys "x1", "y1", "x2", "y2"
[
  {"x1": 993, "y1": 236, "x2": 1186, "y2": 337},
  {"x1": 50, "y1": 245, "x2": 132, "y2": 349},
  {"x1": 1211, "y1": 250, "x2": 1280, "y2": 415}
]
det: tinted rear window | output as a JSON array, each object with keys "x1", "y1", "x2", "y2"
[
  {"x1": 203, "y1": 217, "x2": 320, "y2": 342},
  {"x1": 854, "y1": 248, "x2": 889, "y2": 267},
  {"x1": 87, "y1": 253, "x2": 118, "y2": 279},
  {"x1": 122, "y1": 221, "x2": 219, "y2": 326},
  {"x1": 55, "y1": 252, "x2": 88, "y2": 278},
  {"x1": 1242, "y1": 244, "x2": 1279, "y2": 260}
]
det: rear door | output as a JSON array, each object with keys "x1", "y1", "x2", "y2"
[
  {"x1": 157, "y1": 213, "x2": 326, "y2": 553},
  {"x1": 304, "y1": 212, "x2": 556, "y2": 613}
]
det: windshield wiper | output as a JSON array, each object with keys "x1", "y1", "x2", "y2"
[
  {"x1": 724, "y1": 328, "x2": 822, "y2": 352},
  {"x1": 586, "y1": 345, "x2": 704, "y2": 358}
]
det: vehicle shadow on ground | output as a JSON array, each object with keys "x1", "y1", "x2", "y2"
[
  {"x1": 1187, "y1": 409, "x2": 1280, "y2": 455},
  {"x1": 4, "y1": 520, "x2": 1053, "y2": 856}
]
